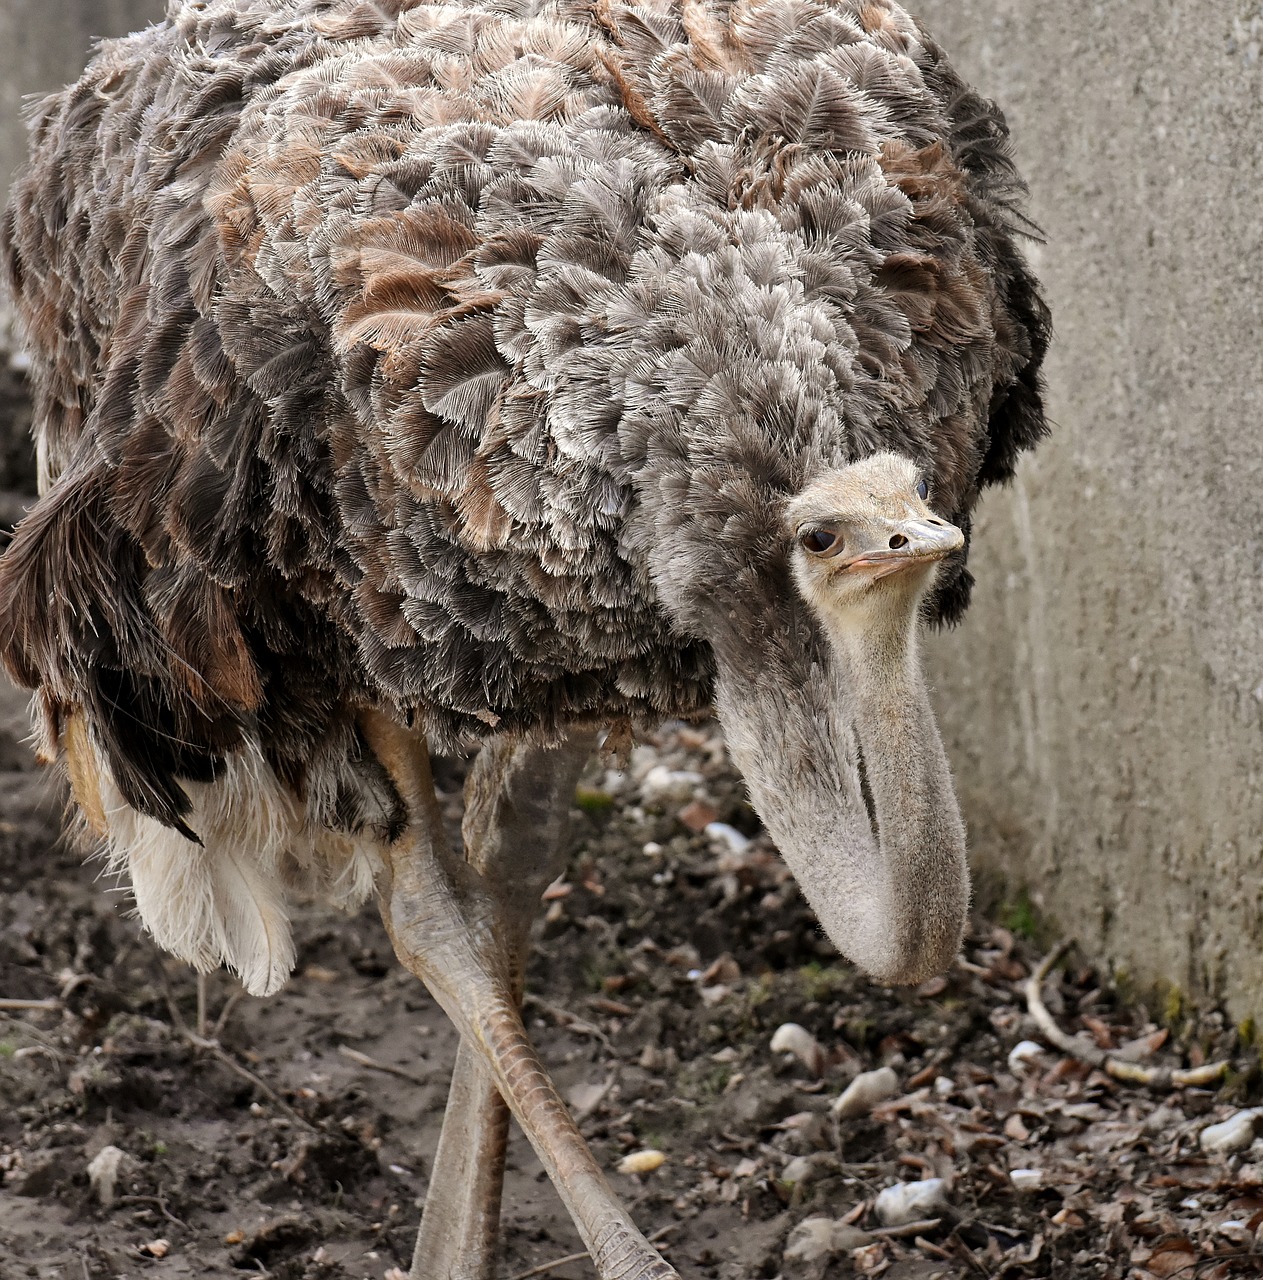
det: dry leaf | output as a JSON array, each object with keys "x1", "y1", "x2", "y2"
[{"x1": 1144, "y1": 1239, "x2": 1199, "y2": 1278}]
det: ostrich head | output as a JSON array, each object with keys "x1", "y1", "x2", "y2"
[
  {"x1": 690, "y1": 453, "x2": 971, "y2": 987},
  {"x1": 787, "y1": 454, "x2": 964, "y2": 629}
]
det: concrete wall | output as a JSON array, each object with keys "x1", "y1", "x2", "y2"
[
  {"x1": 0, "y1": 0, "x2": 165, "y2": 332},
  {"x1": 916, "y1": 1, "x2": 1263, "y2": 1020}
]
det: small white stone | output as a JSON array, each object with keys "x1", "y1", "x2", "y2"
[
  {"x1": 1009, "y1": 1168, "x2": 1044, "y2": 1191},
  {"x1": 617, "y1": 1149, "x2": 666, "y2": 1176},
  {"x1": 831, "y1": 1067, "x2": 900, "y2": 1120},
  {"x1": 769, "y1": 1023, "x2": 825, "y2": 1075},
  {"x1": 703, "y1": 822, "x2": 750, "y2": 854},
  {"x1": 86, "y1": 1145, "x2": 128, "y2": 1206},
  {"x1": 640, "y1": 766, "x2": 704, "y2": 806},
  {"x1": 1200, "y1": 1110, "x2": 1262, "y2": 1155},
  {"x1": 874, "y1": 1178, "x2": 949, "y2": 1226},
  {"x1": 1007, "y1": 1040, "x2": 1046, "y2": 1071}
]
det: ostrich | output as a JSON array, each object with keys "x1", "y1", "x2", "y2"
[{"x1": 0, "y1": 0, "x2": 1049, "y2": 1275}]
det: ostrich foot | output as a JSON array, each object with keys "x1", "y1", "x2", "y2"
[{"x1": 360, "y1": 715, "x2": 671, "y2": 1280}]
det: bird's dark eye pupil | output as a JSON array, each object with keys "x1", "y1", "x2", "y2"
[
  {"x1": 917, "y1": 478, "x2": 929, "y2": 500},
  {"x1": 802, "y1": 530, "x2": 838, "y2": 555}
]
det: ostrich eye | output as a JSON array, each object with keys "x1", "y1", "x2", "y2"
[
  {"x1": 916, "y1": 478, "x2": 930, "y2": 501},
  {"x1": 801, "y1": 529, "x2": 840, "y2": 556}
]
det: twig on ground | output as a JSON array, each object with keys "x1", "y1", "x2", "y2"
[
  {"x1": 0, "y1": 1013, "x2": 66, "y2": 1055},
  {"x1": 1025, "y1": 941, "x2": 1230, "y2": 1089},
  {"x1": 0, "y1": 997, "x2": 59, "y2": 1011},
  {"x1": 337, "y1": 1044, "x2": 429, "y2": 1087},
  {"x1": 506, "y1": 1225, "x2": 676, "y2": 1280},
  {"x1": 211, "y1": 987, "x2": 245, "y2": 1041},
  {"x1": 870, "y1": 1218, "x2": 943, "y2": 1240},
  {"x1": 523, "y1": 994, "x2": 615, "y2": 1054},
  {"x1": 117, "y1": 1190, "x2": 189, "y2": 1230},
  {"x1": 196, "y1": 973, "x2": 208, "y2": 1040},
  {"x1": 153, "y1": 958, "x2": 313, "y2": 1129}
]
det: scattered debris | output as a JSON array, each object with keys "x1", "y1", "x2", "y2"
[
  {"x1": 704, "y1": 822, "x2": 750, "y2": 854},
  {"x1": 832, "y1": 1065, "x2": 900, "y2": 1119},
  {"x1": 337, "y1": 1043, "x2": 429, "y2": 1087},
  {"x1": 1025, "y1": 940, "x2": 1233, "y2": 1088},
  {"x1": 86, "y1": 1144, "x2": 129, "y2": 1206},
  {"x1": 616, "y1": 1149, "x2": 666, "y2": 1176},
  {"x1": 770, "y1": 1022, "x2": 826, "y2": 1076},
  {"x1": 1008, "y1": 1039, "x2": 1047, "y2": 1071},
  {"x1": 639, "y1": 766, "x2": 704, "y2": 807},
  {"x1": 2, "y1": 713, "x2": 1260, "y2": 1278},
  {"x1": 874, "y1": 1177, "x2": 949, "y2": 1226},
  {"x1": 784, "y1": 1216, "x2": 872, "y2": 1262},
  {"x1": 1199, "y1": 1110, "x2": 1262, "y2": 1154}
]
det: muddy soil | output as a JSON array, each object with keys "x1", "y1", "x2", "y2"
[{"x1": 2, "y1": 683, "x2": 1262, "y2": 1280}]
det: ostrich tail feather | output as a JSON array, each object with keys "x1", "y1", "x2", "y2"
[{"x1": 203, "y1": 843, "x2": 296, "y2": 998}]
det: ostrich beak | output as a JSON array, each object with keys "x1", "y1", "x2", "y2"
[{"x1": 838, "y1": 515, "x2": 964, "y2": 578}]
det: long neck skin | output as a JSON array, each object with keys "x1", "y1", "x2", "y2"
[{"x1": 712, "y1": 592, "x2": 969, "y2": 986}]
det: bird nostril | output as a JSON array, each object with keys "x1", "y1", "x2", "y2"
[
  {"x1": 927, "y1": 519, "x2": 944, "y2": 527},
  {"x1": 889, "y1": 534, "x2": 908, "y2": 549}
]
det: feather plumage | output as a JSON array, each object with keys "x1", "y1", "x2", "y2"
[{"x1": 0, "y1": 0, "x2": 1048, "y2": 993}]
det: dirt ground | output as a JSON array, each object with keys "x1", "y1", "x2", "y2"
[{"x1": 0, "y1": 372, "x2": 1261, "y2": 1279}]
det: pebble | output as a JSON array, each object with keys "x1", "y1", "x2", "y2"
[
  {"x1": 1007, "y1": 1040, "x2": 1046, "y2": 1071},
  {"x1": 1009, "y1": 1168, "x2": 1044, "y2": 1191},
  {"x1": 640, "y1": 766, "x2": 704, "y2": 806},
  {"x1": 783, "y1": 1217, "x2": 872, "y2": 1263},
  {"x1": 703, "y1": 822, "x2": 750, "y2": 854},
  {"x1": 874, "y1": 1178, "x2": 949, "y2": 1226},
  {"x1": 769, "y1": 1023, "x2": 825, "y2": 1076},
  {"x1": 617, "y1": 1149, "x2": 666, "y2": 1176},
  {"x1": 1200, "y1": 1109, "x2": 1262, "y2": 1154},
  {"x1": 831, "y1": 1066, "x2": 900, "y2": 1120}
]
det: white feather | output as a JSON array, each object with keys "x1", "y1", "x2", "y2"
[{"x1": 93, "y1": 738, "x2": 381, "y2": 998}]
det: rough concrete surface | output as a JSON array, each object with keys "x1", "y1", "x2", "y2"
[
  {"x1": 1, "y1": 2, "x2": 1260, "y2": 1023},
  {"x1": 914, "y1": 1, "x2": 1263, "y2": 1022},
  {"x1": 0, "y1": 0, "x2": 166, "y2": 335}
]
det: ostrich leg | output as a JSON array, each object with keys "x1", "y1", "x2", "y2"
[
  {"x1": 360, "y1": 711, "x2": 676, "y2": 1280},
  {"x1": 411, "y1": 734, "x2": 594, "y2": 1280}
]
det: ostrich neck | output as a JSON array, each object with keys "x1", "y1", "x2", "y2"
[{"x1": 713, "y1": 598, "x2": 968, "y2": 985}]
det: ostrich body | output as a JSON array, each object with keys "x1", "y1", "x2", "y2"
[{"x1": 0, "y1": 0, "x2": 1048, "y2": 1274}]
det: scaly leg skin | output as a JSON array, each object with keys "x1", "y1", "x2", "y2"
[
  {"x1": 360, "y1": 712, "x2": 677, "y2": 1280},
  {"x1": 412, "y1": 1042, "x2": 510, "y2": 1280},
  {"x1": 411, "y1": 734, "x2": 594, "y2": 1280}
]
